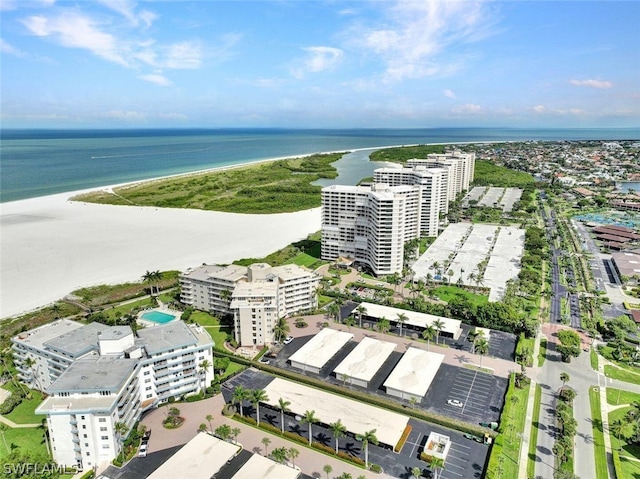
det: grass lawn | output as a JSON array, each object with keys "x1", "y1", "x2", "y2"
[
  {"x1": 287, "y1": 252, "x2": 326, "y2": 270},
  {"x1": 590, "y1": 347, "x2": 599, "y2": 371},
  {"x1": 0, "y1": 426, "x2": 50, "y2": 461},
  {"x1": 604, "y1": 364, "x2": 640, "y2": 385},
  {"x1": 104, "y1": 297, "x2": 153, "y2": 320},
  {"x1": 589, "y1": 387, "x2": 609, "y2": 479},
  {"x1": 4, "y1": 390, "x2": 45, "y2": 424},
  {"x1": 608, "y1": 406, "x2": 640, "y2": 479},
  {"x1": 219, "y1": 361, "x2": 245, "y2": 381},
  {"x1": 430, "y1": 285, "x2": 488, "y2": 307},
  {"x1": 606, "y1": 388, "x2": 640, "y2": 406},
  {"x1": 527, "y1": 384, "x2": 542, "y2": 479},
  {"x1": 190, "y1": 311, "x2": 230, "y2": 349},
  {"x1": 538, "y1": 338, "x2": 547, "y2": 367}
]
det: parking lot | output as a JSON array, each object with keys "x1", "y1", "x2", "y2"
[
  {"x1": 423, "y1": 364, "x2": 508, "y2": 424},
  {"x1": 222, "y1": 369, "x2": 490, "y2": 479},
  {"x1": 438, "y1": 324, "x2": 516, "y2": 362}
]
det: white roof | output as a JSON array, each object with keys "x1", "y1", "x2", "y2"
[
  {"x1": 231, "y1": 454, "x2": 300, "y2": 479},
  {"x1": 147, "y1": 433, "x2": 239, "y2": 479},
  {"x1": 333, "y1": 337, "x2": 396, "y2": 382},
  {"x1": 263, "y1": 377, "x2": 410, "y2": 447},
  {"x1": 383, "y1": 347, "x2": 445, "y2": 397},
  {"x1": 358, "y1": 302, "x2": 461, "y2": 335},
  {"x1": 288, "y1": 328, "x2": 353, "y2": 370}
]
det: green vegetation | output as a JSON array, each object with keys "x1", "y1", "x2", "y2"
[
  {"x1": 235, "y1": 232, "x2": 324, "y2": 269},
  {"x1": 189, "y1": 311, "x2": 230, "y2": 349},
  {"x1": 369, "y1": 145, "x2": 446, "y2": 163},
  {"x1": 606, "y1": 388, "x2": 640, "y2": 406},
  {"x1": 72, "y1": 153, "x2": 344, "y2": 214},
  {"x1": 430, "y1": 285, "x2": 488, "y2": 307},
  {"x1": 590, "y1": 347, "x2": 598, "y2": 370},
  {"x1": 589, "y1": 387, "x2": 609, "y2": 479},
  {"x1": 604, "y1": 364, "x2": 640, "y2": 385},
  {"x1": 4, "y1": 390, "x2": 45, "y2": 424},
  {"x1": 485, "y1": 374, "x2": 530, "y2": 478},
  {"x1": 0, "y1": 425, "x2": 50, "y2": 461},
  {"x1": 608, "y1": 405, "x2": 640, "y2": 479},
  {"x1": 527, "y1": 384, "x2": 542, "y2": 479},
  {"x1": 472, "y1": 160, "x2": 535, "y2": 187},
  {"x1": 538, "y1": 338, "x2": 547, "y2": 367}
]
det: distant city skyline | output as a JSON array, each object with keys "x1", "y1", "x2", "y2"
[{"x1": 1, "y1": 0, "x2": 638, "y2": 129}]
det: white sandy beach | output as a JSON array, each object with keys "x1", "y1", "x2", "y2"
[{"x1": 0, "y1": 189, "x2": 321, "y2": 319}]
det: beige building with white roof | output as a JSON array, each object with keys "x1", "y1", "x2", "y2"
[
  {"x1": 333, "y1": 337, "x2": 396, "y2": 387},
  {"x1": 180, "y1": 262, "x2": 320, "y2": 346},
  {"x1": 383, "y1": 347, "x2": 445, "y2": 401},
  {"x1": 288, "y1": 327, "x2": 354, "y2": 374}
]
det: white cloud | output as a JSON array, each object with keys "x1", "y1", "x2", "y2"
[
  {"x1": 1, "y1": 38, "x2": 25, "y2": 56},
  {"x1": 21, "y1": 12, "x2": 130, "y2": 66},
  {"x1": 444, "y1": 89, "x2": 456, "y2": 99},
  {"x1": 97, "y1": 0, "x2": 157, "y2": 27},
  {"x1": 158, "y1": 112, "x2": 188, "y2": 121},
  {"x1": 139, "y1": 73, "x2": 171, "y2": 86},
  {"x1": 452, "y1": 103, "x2": 482, "y2": 113},
  {"x1": 162, "y1": 41, "x2": 202, "y2": 69},
  {"x1": 533, "y1": 105, "x2": 546, "y2": 113},
  {"x1": 292, "y1": 46, "x2": 343, "y2": 79},
  {"x1": 570, "y1": 79, "x2": 612, "y2": 89},
  {"x1": 352, "y1": 0, "x2": 497, "y2": 82},
  {"x1": 103, "y1": 110, "x2": 146, "y2": 120}
]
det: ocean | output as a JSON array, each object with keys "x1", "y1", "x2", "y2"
[{"x1": 1, "y1": 127, "x2": 639, "y2": 203}]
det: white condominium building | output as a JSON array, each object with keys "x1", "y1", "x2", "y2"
[
  {"x1": 14, "y1": 319, "x2": 214, "y2": 471},
  {"x1": 180, "y1": 262, "x2": 320, "y2": 347},
  {"x1": 407, "y1": 151, "x2": 475, "y2": 201},
  {"x1": 374, "y1": 166, "x2": 449, "y2": 237},
  {"x1": 321, "y1": 183, "x2": 421, "y2": 276}
]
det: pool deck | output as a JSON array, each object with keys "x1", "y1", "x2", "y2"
[{"x1": 138, "y1": 308, "x2": 181, "y2": 327}]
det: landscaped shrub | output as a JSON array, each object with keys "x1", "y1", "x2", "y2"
[
  {"x1": 394, "y1": 424, "x2": 412, "y2": 452},
  {"x1": 370, "y1": 463, "x2": 382, "y2": 473},
  {"x1": 0, "y1": 393, "x2": 23, "y2": 414},
  {"x1": 419, "y1": 451, "x2": 433, "y2": 463}
]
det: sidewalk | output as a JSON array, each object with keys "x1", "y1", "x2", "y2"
[
  {"x1": 0, "y1": 415, "x2": 40, "y2": 428},
  {"x1": 137, "y1": 394, "x2": 387, "y2": 479},
  {"x1": 517, "y1": 331, "x2": 541, "y2": 479}
]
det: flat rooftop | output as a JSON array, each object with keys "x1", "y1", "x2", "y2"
[
  {"x1": 43, "y1": 321, "x2": 109, "y2": 358},
  {"x1": 12, "y1": 319, "x2": 84, "y2": 351},
  {"x1": 136, "y1": 320, "x2": 199, "y2": 355},
  {"x1": 37, "y1": 392, "x2": 117, "y2": 415},
  {"x1": 47, "y1": 356, "x2": 138, "y2": 394},
  {"x1": 358, "y1": 302, "x2": 461, "y2": 336},
  {"x1": 333, "y1": 337, "x2": 396, "y2": 382},
  {"x1": 383, "y1": 347, "x2": 445, "y2": 398},
  {"x1": 148, "y1": 432, "x2": 240, "y2": 479},
  {"x1": 288, "y1": 328, "x2": 354, "y2": 370},
  {"x1": 181, "y1": 264, "x2": 247, "y2": 283},
  {"x1": 231, "y1": 453, "x2": 300, "y2": 479},
  {"x1": 263, "y1": 377, "x2": 410, "y2": 447}
]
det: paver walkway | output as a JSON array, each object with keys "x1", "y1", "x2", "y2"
[
  {"x1": 0, "y1": 415, "x2": 40, "y2": 428},
  {"x1": 136, "y1": 394, "x2": 387, "y2": 479}
]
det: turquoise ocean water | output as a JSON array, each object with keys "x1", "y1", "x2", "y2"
[{"x1": 1, "y1": 128, "x2": 638, "y2": 203}]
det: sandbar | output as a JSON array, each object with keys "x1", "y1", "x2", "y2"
[{"x1": 0, "y1": 188, "x2": 320, "y2": 319}]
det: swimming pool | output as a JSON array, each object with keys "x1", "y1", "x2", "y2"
[{"x1": 140, "y1": 311, "x2": 177, "y2": 324}]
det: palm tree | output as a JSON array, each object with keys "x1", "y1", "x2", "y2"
[
  {"x1": 357, "y1": 429, "x2": 378, "y2": 469},
  {"x1": 215, "y1": 424, "x2": 232, "y2": 441},
  {"x1": 262, "y1": 437, "x2": 272, "y2": 455},
  {"x1": 219, "y1": 288, "x2": 233, "y2": 308},
  {"x1": 430, "y1": 457, "x2": 445, "y2": 479},
  {"x1": 278, "y1": 397, "x2": 291, "y2": 433},
  {"x1": 114, "y1": 422, "x2": 129, "y2": 457},
  {"x1": 323, "y1": 464, "x2": 332, "y2": 479},
  {"x1": 475, "y1": 338, "x2": 489, "y2": 367},
  {"x1": 432, "y1": 319, "x2": 445, "y2": 345},
  {"x1": 411, "y1": 466, "x2": 423, "y2": 479},
  {"x1": 301, "y1": 410, "x2": 318, "y2": 445},
  {"x1": 51, "y1": 302, "x2": 61, "y2": 319},
  {"x1": 397, "y1": 312, "x2": 409, "y2": 337},
  {"x1": 334, "y1": 297, "x2": 345, "y2": 322},
  {"x1": 271, "y1": 446, "x2": 288, "y2": 464},
  {"x1": 377, "y1": 317, "x2": 390, "y2": 339},
  {"x1": 287, "y1": 447, "x2": 299, "y2": 468},
  {"x1": 23, "y1": 356, "x2": 39, "y2": 390},
  {"x1": 0, "y1": 424, "x2": 9, "y2": 453},
  {"x1": 560, "y1": 372, "x2": 570, "y2": 387},
  {"x1": 422, "y1": 326, "x2": 436, "y2": 351},
  {"x1": 231, "y1": 427, "x2": 241, "y2": 444},
  {"x1": 206, "y1": 414, "x2": 214, "y2": 433},
  {"x1": 329, "y1": 419, "x2": 347, "y2": 454},
  {"x1": 198, "y1": 423, "x2": 208, "y2": 433},
  {"x1": 327, "y1": 303, "x2": 340, "y2": 323},
  {"x1": 232, "y1": 385, "x2": 250, "y2": 416},
  {"x1": 610, "y1": 418, "x2": 627, "y2": 451},
  {"x1": 249, "y1": 389, "x2": 269, "y2": 426},
  {"x1": 198, "y1": 359, "x2": 212, "y2": 393},
  {"x1": 345, "y1": 317, "x2": 355, "y2": 332},
  {"x1": 273, "y1": 317, "x2": 290, "y2": 343},
  {"x1": 356, "y1": 305, "x2": 367, "y2": 328}
]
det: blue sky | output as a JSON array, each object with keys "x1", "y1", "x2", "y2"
[{"x1": 1, "y1": 0, "x2": 638, "y2": 128}]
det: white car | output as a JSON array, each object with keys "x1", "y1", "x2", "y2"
[
  {"x1": 283, "y1": 336, "x2": 294, "y2": 345},
  {"x1": 447, "y1": 399, "x2": 464, "y2": 408},
  {"x1": 138, "y1": 444, "x2": 148, "y2": 457}
]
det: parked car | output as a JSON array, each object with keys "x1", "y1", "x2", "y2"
[
  {"x1": 283, "y1": 336, "x2": 294, "y2": 345},
  {"x1": 258, "y1": 356, "x2": 270, "y2": 365},
  {"x1": 447, "y1": 399, "x2": 463, "y2": 408},
  {"x1": 138, "y1": 444, "x2": 148, "y2": 457}
]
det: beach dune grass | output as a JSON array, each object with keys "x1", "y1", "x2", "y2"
[{"x1": 72, "y1": 153, "x2": 343, "y2": 214}]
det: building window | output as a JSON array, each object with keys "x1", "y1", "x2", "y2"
[
  {"x1": 98, "y1": 418, "x2": 106, "y2": 423},
  {"x1": 100, "y1": 427, "x2": 107, "y2": 432},
  {"x1": 82, "y1": 425, "x2": 86, "y2": 429},
  {"x1": 80, "y1": 416, "x2": 85, "y2": 420}
]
